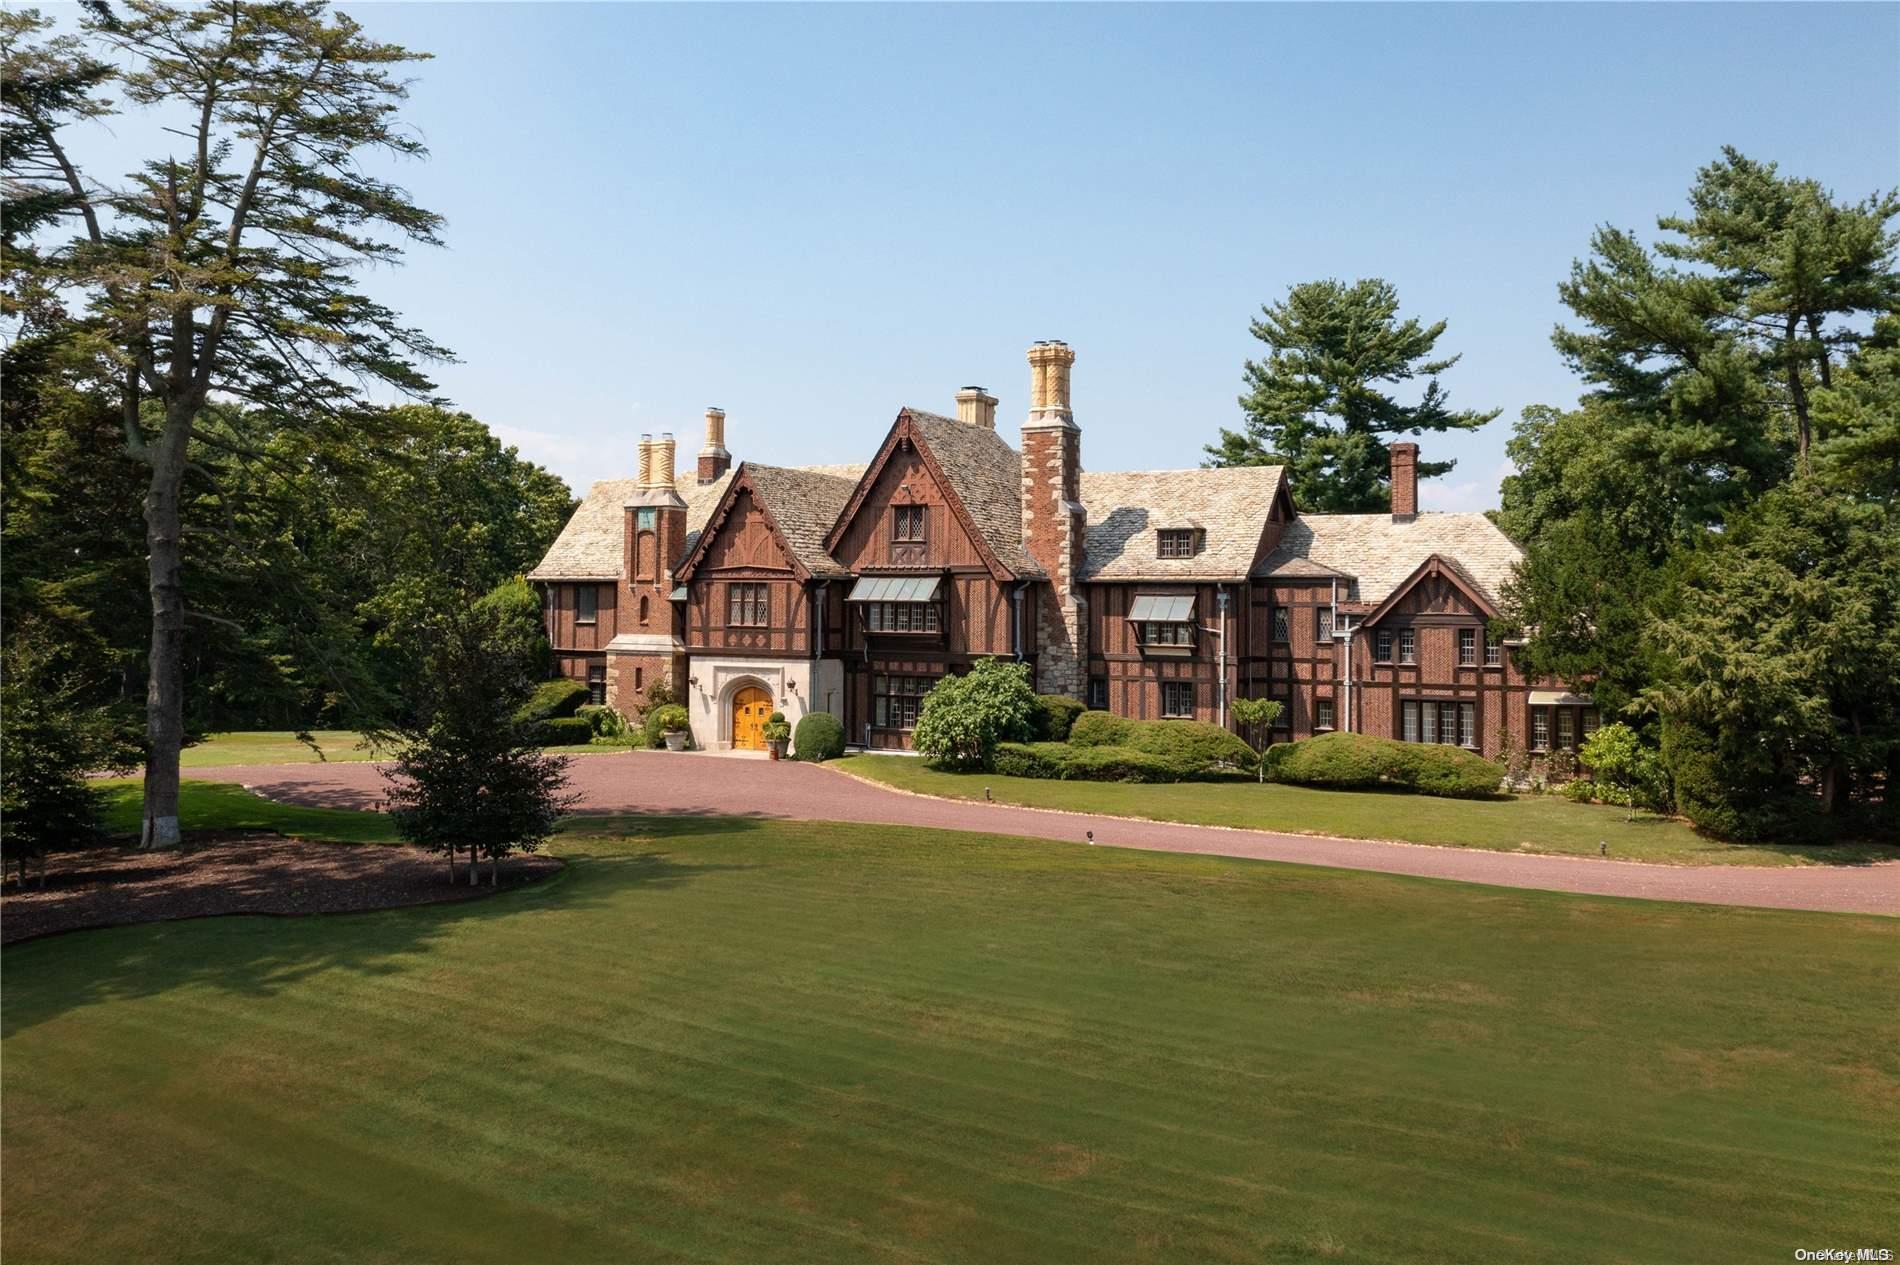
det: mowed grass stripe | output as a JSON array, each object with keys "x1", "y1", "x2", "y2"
[{"x1": 7, "y1": 815, "x2": 1895, "y2": 1264}]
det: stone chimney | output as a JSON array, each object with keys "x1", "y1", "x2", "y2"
[
  {"x1": 1390, "y1": 441, "x2": 1419, "y2": 522},
  {"x1": 698, "y1": 407, "x2": 731, "y2": 484},
  {"x1": 1019, "y1": 341, "x2": 1085, "y2": 698},
  {"x1": 955, "y1": 386, "x2": 998, "y2": 429}
]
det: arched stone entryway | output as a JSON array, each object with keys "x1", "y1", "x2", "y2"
[{"x1": 728, "y1": 682, "x2": 773, "y2": 751}]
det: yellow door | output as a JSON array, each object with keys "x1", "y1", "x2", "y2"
[{"x1": 731, "y1": 686, "x2": 772, "y2": 750}]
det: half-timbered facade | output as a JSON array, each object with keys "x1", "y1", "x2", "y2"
[{"x1": 530, "y1": 341, "x2": 1585, "y2": 756}]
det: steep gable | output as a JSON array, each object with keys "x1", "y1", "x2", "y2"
[
  {"x1": 674, "y1": 463, "x2": 862, "y2": 583},
  {"x1": 825, "y1": 408, "x2": 1042, "y2": 580}
]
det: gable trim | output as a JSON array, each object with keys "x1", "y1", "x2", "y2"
[
  {"x1": 1359, "y1": 553, "x2": 1499, "y2": 627},
  {"x1": 822, "y1": 410, "x2": 1019, "y2": 582},
  {"x1": 671, "y1": 464, "x2": 813, "y2": 585}
]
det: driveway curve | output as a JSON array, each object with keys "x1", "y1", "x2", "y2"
[{"x1": 190, "y1": 752, "x2": 1898, "y2": 916}]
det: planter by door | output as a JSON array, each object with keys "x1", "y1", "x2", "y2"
[{"x1": 731, "y1": 686, "x2": 772, "y2": 751}]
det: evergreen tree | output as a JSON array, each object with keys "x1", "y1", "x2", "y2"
[
  {"x1": 1206, "y1": 278, "x2": 1498, "y2": 512},
  {"x1": 3, "y1": 2, "x2": 448, "y2": 847}
]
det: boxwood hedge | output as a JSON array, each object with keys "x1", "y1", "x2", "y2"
[
  {"x1": 1269, "y1": 731, "x2": 1504, "y2": 799},
  {"x1": 1068, "y1": 711, "x2": 1258, "y2": 772}
]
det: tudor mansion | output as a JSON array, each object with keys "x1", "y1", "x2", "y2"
[{"x1": 529, "y1": 342, "x2": 1594, "y2": 756}]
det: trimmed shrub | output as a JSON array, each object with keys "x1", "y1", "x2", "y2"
[
  {"x1": 1561, "y1": 778, "x2": 1600, "y2": 804},
  {"x1": 576, "y1": 704, "x2": 626, "y2": 739},
  {"x1": 517, "y1": 677, "x2": 589, "y2": 724},
  {"x1": 1068, "y1": 710, "x2": 1130, "y2": 748},
  {"x1": 1069, "y1": 711, "x2": 1257, "y2": 772},
  {"x1": 762, "y1": 711, "x2": 792, "y2": 743},
  {"x1": 538, "y1": 716, "x2": 593, "y2": 746},
  {"x1": 793, "y1": 712, "x2": 846, "y2": 762},
  {"x1": 991, "y1": 741, "x2": 1202, "y2": 783},
  {"x1": 1030, "y1": 694, "x2": 1088, "y2": 742},
  {"x1": 1271, "y1": 732, "x2": 1504, "y2": 799},
  {"x1": 644, "y1": 703, "x2": 691, "y2": 748}
]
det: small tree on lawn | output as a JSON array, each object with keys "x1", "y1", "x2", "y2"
[
  {"x1": 911, "y1": 658, "x2": 1037, "y2": 770},
  {"x1": 1, "y1": 624, "x2": 142, "y2": 884},
  {"x1": 1579, "y1": 722, "x2": 1663, "y2": 822},
  {"x1": 1230, "y1": 697, "x2": 1284, "y2": 782},
  {"x1": 382, "y1": 581, "x2": 575, "y2": 885}
]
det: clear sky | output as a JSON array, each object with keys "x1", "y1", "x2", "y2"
[{"x1": 50, "y1": 2, "x2": 1900, "y2": 508}]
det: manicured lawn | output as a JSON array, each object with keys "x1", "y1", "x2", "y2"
[
  {"x1": 836, "y1": 756, "x2": 1899, "y2": 867},
  {"x1": 95, "y1": 778, "x2": 404, "y2": 845},
  {"x1": 5, "y1": 791, "x2": 1896, "y2": 1262},
  {"x1": 178, "y1": 730, "x2": 633, "y2": 767}
]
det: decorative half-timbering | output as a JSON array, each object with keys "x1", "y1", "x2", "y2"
[{"x1": 528, "y1": 340, "x2": 1567, "y2": 753}]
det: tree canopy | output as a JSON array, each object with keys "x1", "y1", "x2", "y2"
[{"x1": 1205, "y1": 278, "x2": 1499, "y2": 512}]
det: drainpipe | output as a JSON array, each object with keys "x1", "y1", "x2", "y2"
[
  {"x1": 1343, "y1": 623, "x2": 1353, "y2": 734},
  {"x1": 1011, "y1": 582, "x2": 1027, "y2": 660},
  {"x1": 1217, "y1": 586, "x2": 1230, "y2": 729}
]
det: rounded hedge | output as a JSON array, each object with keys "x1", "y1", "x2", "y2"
[
  {"x1": 517, "y1": 677, "x2": 589, "y2": 723},
  {"x1": 537, "y1": 715, "x2": 594, "y2": 745},
  {"x1": 793, "y1": 711, "x2": 846, "y2": 761},
  {"x1": 1270, "y1": 731, "x2": 1503, "y2": 799},
  {"x1": 643, "y1": 703, "x2": 691, "y2": 748},
  {"x1": 1068, "y1": 711, "x2": 1257, "y2": 772},
  {"x1": 1030, "y1": 695, "x2": 1087, "y2": 742},
  {"x1": 992, "y1": 741, "x2": 1209, "y2": 783}
]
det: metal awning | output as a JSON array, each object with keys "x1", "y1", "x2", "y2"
[
  {"x1": 670, "y1": 586, "x2": 688, "y2": 601},
  {"x1": 1127, "y1": 594, "x2": 1195, "y2": 622},
  {"x1": 845, "y1": 574, "x2": 942, "y2": 603},
  {"x1": 1528, "y1": 690, "x2": 1594, "y2": 706}
]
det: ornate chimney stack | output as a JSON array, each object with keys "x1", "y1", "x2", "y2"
[
  {"x1": 637, "y1": 433, "x2": 655, "y2": 488},
  {"x1": 1390, "y1": 441, "x2": 1419, "y2": 522},
  {"x1": 616, "y1": 428, "x2": 690, "y2": 724},
  {"x1": 955, "y1": 386, "x2": 998, "y2": 429},
  {"x1": 697, "y1": 407, "x2": 731, "y2": 484},
  {"x1": 1019, "y1": 341, "x2": 1086, "y2": 698}
]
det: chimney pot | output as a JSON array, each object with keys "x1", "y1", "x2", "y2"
[
  {"x1": 698, "y1": 407, "x2": 731, "y2": 484},
  {"x1": 637, "y1": 433, "x2": 654, "y2": 487},
  {"x1": 955, "y1": 385, "x2": 999, "y2": 429},
  {"x1": 1024, "y1": 340, "x2": 1077, "y2": 426}
]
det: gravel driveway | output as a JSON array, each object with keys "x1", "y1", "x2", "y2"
[{"x1": 188, "y1": 752, "x2": 1899, "y2": 916}]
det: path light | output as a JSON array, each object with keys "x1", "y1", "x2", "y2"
[
  {"x1": 985, "y1": 786, "x2": 991, "y2": 801},
  {"x1": 1600, "y1": 841, "x2": 1607, "y2": 857},
  {"x1": 1086, "y1": 830, "x2": 1095, "y2": 846}
]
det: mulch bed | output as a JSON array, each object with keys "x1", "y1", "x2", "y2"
[{"x1": 0, "y1": 832, "x2": 562, "y2": 945}]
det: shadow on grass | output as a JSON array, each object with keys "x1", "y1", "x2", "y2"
[{"x1": 1, "y1": 819, "x2": 766, "y2": 1039}]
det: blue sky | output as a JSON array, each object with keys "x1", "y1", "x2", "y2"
[{"x1": 52, "y1": 3, "x2": 1900, "y2": 508}]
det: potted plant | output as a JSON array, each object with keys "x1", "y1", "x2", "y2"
[
  {"x1": 762, "y1": 711, "x2": 792, "y2": 760},
  {"x1": 652, "y1": 704, "x2": 690, "y2": 752}
]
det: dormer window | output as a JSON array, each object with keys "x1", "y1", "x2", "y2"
[
  {"x1": 1157, "y1": 528, "x2": 1200, "y2": 559},
  {"x1": 892, "y1": 505, "x2": 926, "y2": 544}
]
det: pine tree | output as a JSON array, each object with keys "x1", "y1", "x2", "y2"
[{"x1": 1205, "y1": 279, "x2": 1498, "y2": 512}]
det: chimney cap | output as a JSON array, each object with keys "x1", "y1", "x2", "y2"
[{"x1": 705, "y1": 406, "x2": 724, "y2": 414}]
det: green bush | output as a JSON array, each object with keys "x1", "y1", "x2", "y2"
[
  {"x1": 913, "y1": 658, "x2": 1037, "y2": 769},
  {"x1": 1068, "y1": 711, "x2": 1257, "y2": 772},
  {"x1": 1030, "y1": 694, "x2": 1087, "y2": 742},
  {"x1": 762, "y1": 711, "x2": 792, "y2": 743},
  {"x1": 1067, "y1": 711, "x2": 1130, "y2": 747},
  {"x1": 1271, "y1": 732, "x2": 1504, "y2": 799},
  {"x1": 793, "y1": 712, "x2": 846, "y2": 762},
  {"x1": 576, "y1": 704, "x2": 626, "y2": 739},
  {"x1": 517, "y1": 677, "x2": 589, "y2": 724},
  {"x1": 538, "y1": 716, "x2": 594, "y2": 745},
  {"x1": 1561, "y1": 779, "x2": 1600, "y2": 804},
  {"x1": 1659, "y1": 714, "x2": 1814, "y2": 841},
  {"x1": 644, "y1": 703, "x2": 691, "y2": 748},
  {"x1": 991, "y1": 741, "x2": 1205, "y2": 783}
]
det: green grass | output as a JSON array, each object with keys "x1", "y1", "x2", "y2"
[
  {"x1": 835, "y1": 756, "x2": 1900, "y2": 867},
  {"x1": 178, "y1": 730, "x2": 638, "y2": 767},
  {"x1": 96, "y1": 778, "x2": 403, "y2": 845},
  {"x1": 5, "y1": 788, "x2": 1896, "y2": 1262}
]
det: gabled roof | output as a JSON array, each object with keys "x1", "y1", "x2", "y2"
[
  {"x1": 825, "y1": 408, "x2": 1043, "y2": 580},
  {"x1": 1359, "y1": 553, "x2": 1502, "y2": 626},
  {"x1": 1257, "y1": 512, "x2": 1523, "y2": 605},
  {"x1": 528, "y1": 473, "x2": 736, "y2": 581},
  {"x1": 673, "y1": 462, "x2": 865, "y2": 582},
  {"x1": 1079, "y1": 466, "x2": 1289, "y2": 580}
]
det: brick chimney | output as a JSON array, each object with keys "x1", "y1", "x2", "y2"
[
  {"x1": 955, "y1": 386, "x2": 998, "y2": 429},
  {"x1": 614, "y1": 429, "x2": 690, "y2": 721},
  {"x1": 1020, "y1": 341, "x2": 1086, "y2": 698},
  {"x1": 697, "y1": 407, "x2": 730, "y2": 484},
  {"x1": 1390, "y1": 442, "x2": 1419, "y2": 522}
]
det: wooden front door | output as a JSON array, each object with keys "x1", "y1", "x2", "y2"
[{"x1": 731, "y1": 686, "x2": 772, "y2": 750}]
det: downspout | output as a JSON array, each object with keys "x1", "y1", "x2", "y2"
[
  {"x1": 1011, "y1": 582, "x2": 1027, "y2": 660},
  {"x1": 1217, "y1": 585, "x2": 1230, "y2": 730}
]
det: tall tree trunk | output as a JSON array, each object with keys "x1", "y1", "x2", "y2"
[
  {"x1": 140, "y1": 411, "x2": 193, "y2": 849},
  {"x1": 1784, "y1": 313, "x2": 1813, "y2": 467},
  {"x1": 1805, "y1": 312, "x2": 1832, "y2": 391}
]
